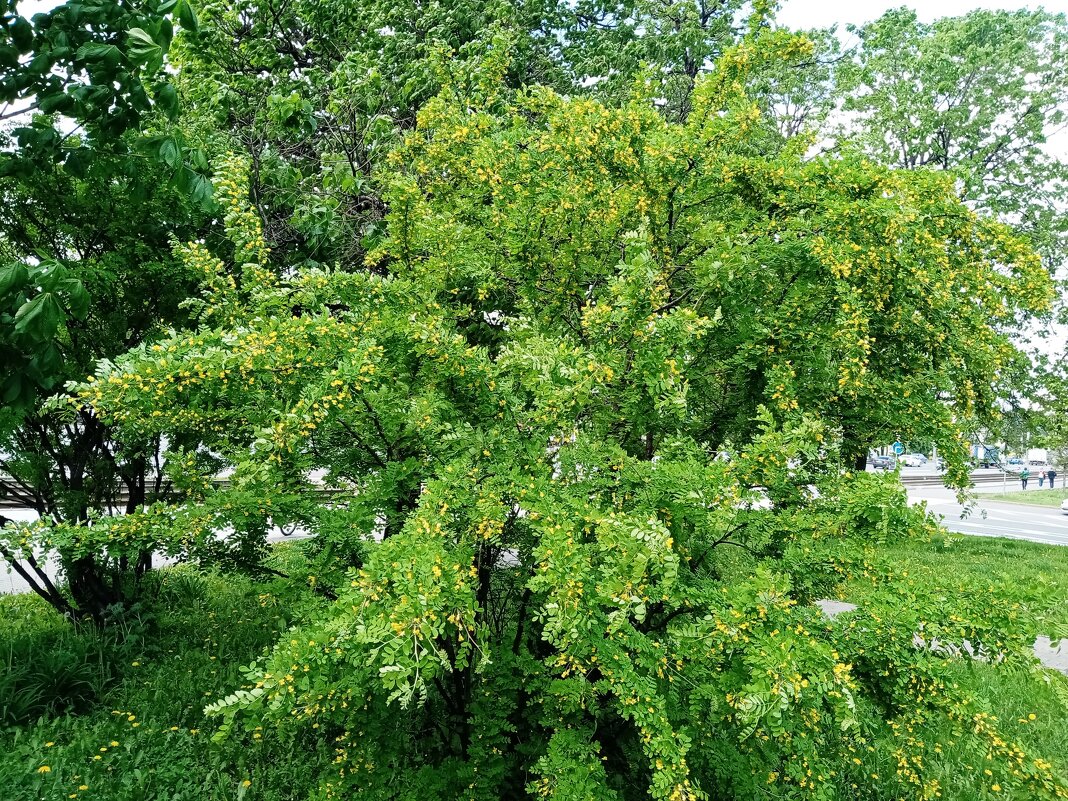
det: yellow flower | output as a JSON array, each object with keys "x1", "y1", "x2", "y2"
[
  {"x1": 79, "y1": 786, "x2": 89, "y2": 791},
  {"x1": 37, "y1": 765, "x2": 51, "y2": 773},
  {"x1": 243, "y1": 780, "x2": 252, "y2": 788}
]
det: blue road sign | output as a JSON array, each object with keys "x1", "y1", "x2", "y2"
[{"x1": 892, "y1": 441, "x2": 904, "y2": 455}]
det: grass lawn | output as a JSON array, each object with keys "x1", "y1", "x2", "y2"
[
  {"x1": 2, "y1": 537, "x2": 1067, "y2": 800},
  {"x1": 977, "y1": 487, "x2": 1068, "y2": 507},
  {"x1": 0, "y1": 555, "x2": 330, "y2": 801},
  {"x1": 847, "y1": 533, "x2": 1068, "y2": 602},
  {"x1": 841, "y1": 534, "x2": 1068, "y2": 799}
]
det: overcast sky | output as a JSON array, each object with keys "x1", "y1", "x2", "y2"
[{"x1": 778, "y1": 0, "x2": 1068, "y2": 29}]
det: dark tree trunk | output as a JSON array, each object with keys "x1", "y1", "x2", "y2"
[
  {"x1": 0, "y1": 520, "x2": 74, "y2": 618},
  {"x1": 842, "y1": 427, "x2": 868, "y2": 472},
  {"x1": 65, "y1": 555, "x2": 124, "y2": 625},
  {"x1": 383, "y1": 483, "x2": 421, "y2": 539}
]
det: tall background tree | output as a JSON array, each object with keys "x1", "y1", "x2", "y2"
[
  {"x1": 835, "y1": 8, "x2": 1068, "y2": 274},
  {"x1": 0, "y1": 0, "x2": 210, "y2": 620},
  {"x1": 168, "y1": 0, "x2": 572, "y2": 269}
]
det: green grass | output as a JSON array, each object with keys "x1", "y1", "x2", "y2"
[
  {"x1": 3, "y1": 537, "x2": 1067, "y2": 801},
  {"x1": 0, "y1": 558, "x2": 330, "y2": 801},
  {"x1": 846, "y1": 534, "x2": 1068, "y2": 604},
  {"x1": 841, "y1": 534, "x2": 1068, "y2": 799},
  {"x1": 976, "y1": 487, "x2": 1068, "y2": 507}
]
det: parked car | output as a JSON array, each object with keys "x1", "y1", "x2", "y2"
[
  {"x1": 870, "y1": 454, "x2": 895, "y2": 470},
  {"x1": 1061, "y1": 498, "x2": 1068, "y2": 515},
  {"x1": 1007, "y1": 457, "x2": 1023, "y2": 465},
  {"x1": 901, "y1": 453, "x2": 927, "y2": 467}
]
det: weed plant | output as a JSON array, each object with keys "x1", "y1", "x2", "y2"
[
  {"x1": 843, "y1": 535, "x2": 1068, "y2": 796},
  {"x1": 0, "y1": 550, "x2": 330, "y2": 800}
]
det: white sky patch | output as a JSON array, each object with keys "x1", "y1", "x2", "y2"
[
  {"x1": 15, "y1": 0, "x2": 59, "y2": 18},
  {"x1": 778, "y1": 0, "x2": 1068, "y2": 30}
]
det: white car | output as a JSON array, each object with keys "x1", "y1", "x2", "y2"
[
  {"x1": 1061, "y1": 498, "x2": 1068, "y2": 515},
  {"x1": 901, "y1": 454, "x2": 927, "y2": 467}
]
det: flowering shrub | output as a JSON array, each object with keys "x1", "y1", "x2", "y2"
[{"x1": 7, "y1": 40, "x2": 1063, "y2": 800}]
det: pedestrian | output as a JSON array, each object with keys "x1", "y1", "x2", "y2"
[
  {"x1": 1049, "y1": 468, "x2": 1057, "y2": 488},
  {"x1": 1020, "y1": 466, "x2": 1030, "y2": 489},
  {"x1": 1039, "y1": 470, "x2": 1045, "y2": 487}
]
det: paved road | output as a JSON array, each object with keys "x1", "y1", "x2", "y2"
[{"x1": 907, "y1": 485, "x2": 1068, "y2": 546}]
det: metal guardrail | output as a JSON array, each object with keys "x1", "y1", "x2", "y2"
[{"x1": 898, "y1": 468, "x2": 1059, "y2": 487}]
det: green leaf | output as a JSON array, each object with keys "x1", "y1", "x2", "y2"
[
  {"x1": 159, "y1": 18, "x2": 174, "y2": 52},
  {"x1": 76, "y1": 43, "x2": 122, "y2": 64},
  {"x1": 37, "y1": 92, "x2": 73, "y2": 114},
  {"x1": 127, "y1": 27, "x2": 162, "y2": 64},
  {"x1": 57, "y1": 277, "x2": 90, "y2": 320},
  {"x1": 0, "y1": 43, "x2": 19, "y2": 70},
  {"x1": 177, "y1": 0, "x2": 199, "y2": 33},
  {"x1": 25, "y1": 51, "x2": 50, "y2": 75},
  {"x1": 177, "y1": 169, "x2": 214, "y2": 208},
  {"x1": 13, "y1": 292, "x2": 64, "y2": 342},
  {"x1": 2, "y1": 374, "x2": 24, "y2": 404},
  {"x1": 156, "y1": 82, "x2": 179, "y2": 119},
  {"x1": 190, "y1": 173, "x2": 213, "y2": 208},
  {"x1": 0, "y1": 262, "x2": 28, "y2": 295},
  {"x1": 63, "y1": 148, "x2": 89, "y2": 178},
  {"x1": 10, "y1": 17, "x2": 33, "y2": 53},
  {"x1": 27, "y1": 342, "x2": 63, "y2": 387},
  {"x1": 159, "y1": 137, "x2": 181, "y2": 170}
]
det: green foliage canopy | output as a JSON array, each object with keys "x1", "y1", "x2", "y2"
[{"x1": 0, "y1": 3, "x2": 1064, "y2": 797}]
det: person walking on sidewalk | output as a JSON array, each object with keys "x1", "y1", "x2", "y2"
[
  {"x1": 1021, "y1": 466, "x2": 1030, "y2": 489},
  {"x1": 1049, "y1": 468, "x2": 1057, "y2": 488},
  {"x1": 1040, "y1": 470, "x2": 1045, "y2": 487}
]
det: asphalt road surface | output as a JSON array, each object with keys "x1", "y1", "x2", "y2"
[{"x1": 907, "y1": 486, "x2": 1068, "y2": 546}]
